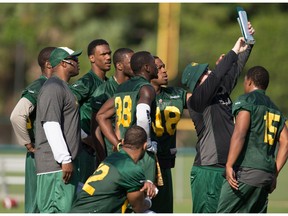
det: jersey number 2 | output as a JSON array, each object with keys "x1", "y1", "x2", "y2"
[{"x1": 82, "y1": 163, "x2": 109, "y2": 195}]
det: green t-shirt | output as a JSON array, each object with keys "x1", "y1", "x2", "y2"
[
  {"x1": 233, "y1": 89, "x2": 287, "y2": 173},
  {"x1": 90, "y1": 76, "x2": 119, "y2": 156},
  {"x1": 70, "y1": 70, "x2": 106, "y2": 134},
  {"x1": 70, "y1": 149, "x2": 146, "y2": 213},
  {"x1": 21, "y1": 75, "x2": 47, "y2": 143},
  {"x1": 90, "y1": 76, "x2": 119, "y2": 113},
  {"x1": 151, "y1": 86, "x2": 187, "y2": 168}
]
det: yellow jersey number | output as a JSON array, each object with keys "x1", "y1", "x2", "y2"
[
  {"x1": 115, "y1": 96, "x2": 132, "y2": 128},
  {"x1": 264, "y1": 111, "x2": 280, "y2": 145},
  {"x1": 82, "y1": 163, "x2": 109, "y2": 195},
  {"x1": 152, "y1": 106, "x2": 181, "y2": 137}
]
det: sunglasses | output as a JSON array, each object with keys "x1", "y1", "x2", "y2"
[
  {"x1": 62, "y1": 59, "x2": 75, "y2": 67},
  {"x1": 65, "y1": 57, "x2": 79, "y2": 63}
]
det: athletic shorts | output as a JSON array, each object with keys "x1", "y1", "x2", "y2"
[
  {"x1": 36, "y1": 164, "x2": 80, "y2": 213},
  {"x1": 217, "y1": 180, "x2": 268, "y2": 213},
  {"x1": 25, "y1": 152, "x2": 39, "y2": 213},
  {"x1": 190, "y1": 165, "x2": 225, "y2": 213}
]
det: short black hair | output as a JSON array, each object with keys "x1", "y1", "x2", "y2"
[
  {"x1": 87, "y1": 39, "x2": 109, "y2": 56},
  {"x1": 123, "y1": 125, "x2": 147, "y2": 149},
  {"x1": 38, "y1": 47, "x2": 56, "y2": 70},
  {"x1": 112, "y1": 48, "x2": 134, "y2": 67},
  {"x1": 130, "y1": 51, "x2": 152, "y2": 74},
  {"x1": 246, "y1": 66, "x2": 269, "y2": 90}
]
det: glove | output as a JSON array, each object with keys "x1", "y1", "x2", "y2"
[{"x1": 147, "y1": 138, "x2": 157, "y2": 154}]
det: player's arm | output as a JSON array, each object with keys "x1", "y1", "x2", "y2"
[
  {"x1": 91, "y1": 111, "x2": 106, "y2": 164},
  {"x1": 10, "y1": 97, "x2": 35, "y2": 152},
  {"x1": 269, "y1": 124, "x2": 288, "y2": 193},
  {"x1": 96, "y1": 97, "x2": 120, "y2": 149},
  {"x1": 43, "y1": 121, "x2": 73, "y2": 184},
  {"x1": 225, "y1": 110, "x2": 250, "y2": 190},
  {"x1": 136, "y1": 85, "x2": 156, "y2": 138},
  {"x1": 127, "y1": 190, "x2": 152, "y2": 213}
]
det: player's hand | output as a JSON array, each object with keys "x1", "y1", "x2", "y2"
[
  {"x1": 61, "y1": 162, "x2": 73, "y2": 184},
  {"x1": 225, "y1": 166, "x2": 238, "y2": 190},
  {"x1": 140, "y1": 181, "x2": 158, "y2": 199},
  {"x1": 247, "y1": 21, "x2": 255, "y2": 36},
  {"x1": 147, "y1": 140, "x2": 157, "y2": 154},
  {"x1": 232, "y1": 37, "x2": 248, "y2": 54},
  {"x1": 25, "y1": 143, "x2": 35, "y2": 153}
]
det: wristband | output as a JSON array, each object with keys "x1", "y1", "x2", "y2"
[
  {"x1": 144, "y1": 197, "x2": 152, "y2": 209},
  {"x1": 117, "y1": 141, "x2": 122, "y2": 151}
]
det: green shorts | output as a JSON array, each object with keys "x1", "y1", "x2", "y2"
[
  {"x1": 151, "y1": 168, "x2": 173, "y2": 213},
  {"x1": 217, "y1": 180, "x2": 268, "y2": 213},
  {"x1": 36, "y1": 164, "x2": 80, "y2": 213},
  {"x1": 25, "y1": 152, "x2": 39, "y2": 213},
  {"x1": 190, "y1": 165, "x2": 225, "y2": 213}
]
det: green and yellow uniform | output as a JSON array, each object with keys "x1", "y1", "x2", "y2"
[
  {"x1": 70, "y1": 70, "x2": 107, "y2": 183},
  {"x1": 70, "y1": 149, "x2": 146, "y2": 213},
  {"x1": 150, "y1": 86, "x2": 187, "y2": 213},
  {"x1": 20, "y1": 75, "x2": 47, "y2": 213},
  {"x1": 114, "y1": 76, "x2": 156, "y2": 182},
  {"x1": 91, "y1": 76, "x2": 119, "y2": 156},
  {"x1": 217, "y1": 89, "x2": 287, "y2": 213}
]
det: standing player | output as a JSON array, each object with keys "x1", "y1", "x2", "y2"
[
  {"x1": 96, "y1": 51, "x2": 158, "y2": 183},
  {"x1": 217, "y1": 66, "x2": 288, "y2": 213},
  {"x1": 150, "y1": 56, "x2": 191, "y2": 213},
  {"x1": 182, "y1": 26, "x2": 254, "y2": 212},
  {"x1": 90, "y1": 48, "x2": 134, "y2": 164},
  {"x1": 10, "y1": 46, "x2": 55, "y2": 213},
  {"x1": 70, "y1": 39, "x2": 112, "y2": 183},
  {"x1": 70, "y1": 125, "x2": 158, "y2": 213},
  {"x1": 35, "y1": 47, "x2": 82, "y2": 213}
]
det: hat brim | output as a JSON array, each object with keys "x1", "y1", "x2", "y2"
[
  {"x1": 70, "y1": 50, "x2": 82, "y2": 57},
  {"x1": 182, "y1": 63, "x2": 208, "y2": 92}
]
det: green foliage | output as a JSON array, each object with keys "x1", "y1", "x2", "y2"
[{"x1": 1, "y1": 3, "x2": 288, "y2": 126}]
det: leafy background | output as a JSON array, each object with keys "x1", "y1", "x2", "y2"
[{"x1": 1, "y1": 3, "x2": 288, "y2": 145}]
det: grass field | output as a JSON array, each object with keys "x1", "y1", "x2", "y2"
[{"x1": 1, "y1": 148, "x2": 288, "y2": 213}]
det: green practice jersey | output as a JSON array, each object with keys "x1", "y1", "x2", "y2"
[
  {"x1": 233, "y1": 89, "x2": 287, "y2": 173},
  {"x1": 152, "y1": 86, "x2": 187, "y2": 168},
  {"x1": 70, "y1": 149, "x2": 146, "y2": 213},
  {"x1": 70, "y1": 70, "x2": 106, "y2": 134},
  {"x1": 91, "y1": 76, "x2": 119, "y2": 156},
  {"x1": 114, "y1": 76, "x2": 154, "y2": 139},
  {"x1": 21, "y1": 75, "x2": 48, "y2": 143},
  {"x1": 91, "y1": 76, "x2": 118, "y2": 113}
]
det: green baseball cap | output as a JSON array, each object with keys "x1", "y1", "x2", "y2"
[
  {"x1": 49, "y1": 47, "x2": 82, "y2": 68},
  {"x1": 181, "y1": 62, "x2": 209, "y2": 92}
]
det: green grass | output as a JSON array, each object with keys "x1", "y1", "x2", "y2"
[
  {"x1": 172, "y1": 153, "x2": 288, "y2": 213},
  {"x1": 1, "y1": 149, "x2": 288, "y2": 213}
]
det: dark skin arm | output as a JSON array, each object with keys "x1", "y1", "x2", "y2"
[
  {"x1": 96, "y1": 97, "x2": 119, "y2": 148},
  {"x1": 91, "y1": 111, "x2": 106, "y2": 164},
  {"x1": 97, "y1": 84, "x2": 156, "y2": 149},
  {"x1": 225, "y1": 110, "x2": 250, "y2": 190},
  {"x1": 137, "y1": 85, "x2": 156, "y2": 106},
  {"x1": 127, "y1": 190, "x2": 150, "y2": 213},
  {"x1": 61, "y1": 162, "x2": 73, "y2": 184}
]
